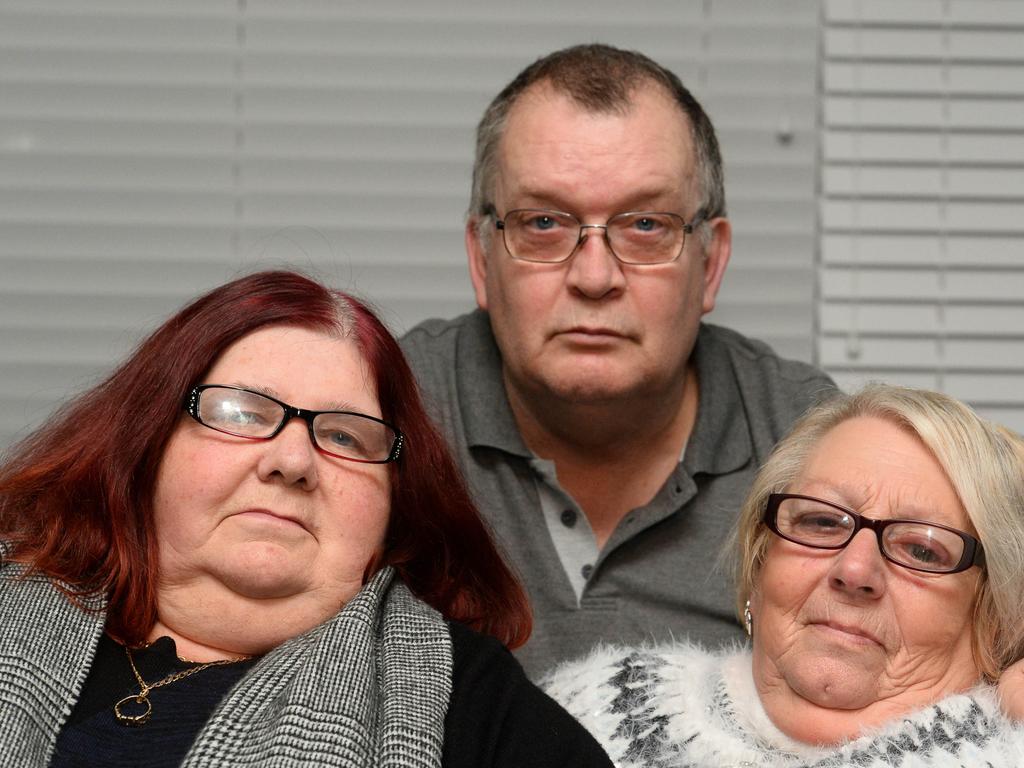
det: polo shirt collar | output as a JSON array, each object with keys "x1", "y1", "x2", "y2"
[
  {"x1": 455, "y1": 310, "x2": 533, "y2": 458},
  {"x1": 683, "y1": 323, "x2": 753, "y2": 477}
]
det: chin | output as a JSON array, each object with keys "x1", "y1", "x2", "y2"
[
  {"x1": 220, "y1": 569, "x2": 311, "y2": 600},
  {"x1": 552, "y1": 383, "x2": 630, "y2": 404},
  {"x1": 786, "y1": 657, "x2": 883, "y2": 711},
  {"x1": 541, "y1": 368, "x2": 648, "y2": 404},
  {"x1": 216, "y1": 544, "x2": 313, "y2": 598}
]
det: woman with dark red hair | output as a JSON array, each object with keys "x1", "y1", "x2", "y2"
[{"x1": 0, "y1": 271, "x2": 612, "y2": 767}]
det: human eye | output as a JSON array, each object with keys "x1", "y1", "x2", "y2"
[
  {"x1": 885, "y1": 525, "x2": 959, "y2": 571},
  {"x1": 632, "y1": 215, "x2": 666, "y2": 233},
  {"x1": 781, "y1": 499, "x2": 852, "y2": 543},
  {"x1": 201, "y1": 390, "x2": 276, "y2": 434},
  {"x1": 505, "y1": 211, "x2": 575, "y2": 261},
  {"x1": 314, "y1": 414, "x2": 379, "y2": 458},
  {"x1": 315, "y1": 419, "x2": 360, "y2": 447},
  {"x1": 221, "y1": 405, "x2": 266, "y2": 426},
  {"x1": 616, "y1": 212, "x2": 674, "y2": 237},
  {"x1": 793, "y1": 510, "x2": 848, "y2": 532},
  {"x1": 519, "y1": 211, "x2": 567, "y2": 233},
  {"x1": 906, "y1": 543, "x2": 944, "y2": 564},
  {"x1": 319, "y1": 427, "x2": 360, "y2": 450}
]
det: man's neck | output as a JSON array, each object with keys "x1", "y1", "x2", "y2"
[{"x1": 508, "y1": 365, "x2": 699, "y2": 548}]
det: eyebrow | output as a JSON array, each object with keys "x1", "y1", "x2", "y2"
[
  {"x1": 796, "y1": 480, "x2": 861, "y2": 504},
  {"x1": 226, "y1": 382, "x2": 359, "y2": 413},
  {"x1": 509, "y1": 187, "x2": 688, "y2": 216},
  {"x1": 795, "y1": 480, "x2": 960, "y2": 525}
]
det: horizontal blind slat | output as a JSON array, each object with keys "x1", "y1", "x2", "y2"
[
  {"x1": 0, "y1": 1, "x2": 821, "y2": 451},
  {"x1": 820, "y1": 0, "x2": 1024, "y2": 429}
]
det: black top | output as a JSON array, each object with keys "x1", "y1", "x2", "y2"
[
  {"x1": 50, "y1": 625, "x2": 611, "y2": 767},
  {"x1": 50, "y1": 634, "x2": 256, "y2": 767},
  {"x1": 443, "y1": 621, "x2": 612, "y2": 768}
]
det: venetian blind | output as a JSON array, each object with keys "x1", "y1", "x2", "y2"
[
  {"x1": 0, "y1": 0, "x2": 821, "y2": 451},
  {"x1": 820, "y1": 0, "x2": 1024, "y2": 431}
]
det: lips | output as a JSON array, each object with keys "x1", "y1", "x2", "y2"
[
  {"x1": 232, "y1": 509, "x2": 307, "y2": 532},
  {"x1": 556, "y1": 325, "x2": 632, "y2": 342},
  {"x1": 566, "y1": 325, "x2": 620, "y2": 334},
  {"x1": 812, "y1": 620, "x2": 883, "y2": 648}
]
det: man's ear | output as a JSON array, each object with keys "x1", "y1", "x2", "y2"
[
  {"x1": 700, "y1": 217, "x2": 732, "y2": 315},
  {"x1": 466, "y1": 218, "x2": 490, "y2": 311}
]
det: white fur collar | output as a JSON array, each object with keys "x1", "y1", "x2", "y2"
[{"x1": 542, "y1": 642, "x2": 1024, "y2": 767}]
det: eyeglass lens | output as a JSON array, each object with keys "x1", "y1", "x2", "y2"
[
  {"x1": 196, "y1": 386, "x2": 396, "y2": 462},
  {"x1": 502, "y1": 209, "x2": 687, "y2": 264},
  {"x1": 773, "y1": 495, "x2": 968, "y2": 573}
]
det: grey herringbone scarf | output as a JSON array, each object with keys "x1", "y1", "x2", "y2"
[
  {"x1": 0, "y1": 558, "x2": 452, "y2": 767},
  {"x1": 183, "y1": 567, "x2": 452, "y2": 767}
]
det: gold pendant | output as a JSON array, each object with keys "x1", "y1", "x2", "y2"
[{"x1": 114, "y1": 693, "x2": 153, "y2": 726}]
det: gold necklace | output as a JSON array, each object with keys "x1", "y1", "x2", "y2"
[{"x1": 114, "y1": 645, "x2": 248, "y2": 727}]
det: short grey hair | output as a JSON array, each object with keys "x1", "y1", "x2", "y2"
[
  {"x1": 734, "y1": 384, "x2": 1024, "y2": 681},
  {"x1": 468, "y1": 44, "x2": 726, "y2": 248}
]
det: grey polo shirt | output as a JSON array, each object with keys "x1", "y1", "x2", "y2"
[{"x1": 401, "y1": 310, "x2": 837, "y2": 679}]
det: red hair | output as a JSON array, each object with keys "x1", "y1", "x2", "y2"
[{"x1": 0, "y1": 271, "x2": 531, "y2": 648}]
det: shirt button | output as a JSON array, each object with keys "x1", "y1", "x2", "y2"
[
  {"x1": 581, "y1": 564, "x2": 593, "y2": 580},
  {"x1": 560, "y1": 509, "x2": 577, "y2": 527}
]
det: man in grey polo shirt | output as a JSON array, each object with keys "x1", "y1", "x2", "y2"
[{"x1": 401, "y1": 44, "x2": 836, "y2": 678}]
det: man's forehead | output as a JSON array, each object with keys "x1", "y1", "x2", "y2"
[
  {"x1": 511, "y1": 77, "x2": 688, "y2": 124},
  {"x1": 494, "y1": 81, "x2": 697, "y2": 206},
  {"x1": 499, "y1": 80, "x2": 693, "y2": 163}
]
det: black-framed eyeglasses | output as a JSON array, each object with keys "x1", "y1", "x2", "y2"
[
  {"x1": 487, "y1": 207, "x2": 705, "y2": 265},
  {"x1": 764, "y1": 493, "x2": 985, "y2": 575},
  {"x1": 186, "y1": 385, "x2": 403, "y2": 464}
]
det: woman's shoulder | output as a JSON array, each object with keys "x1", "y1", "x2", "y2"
[
  {"x1": 446, "y1": 618, "x2": 513, "y2": 679},
  {"x1": 543, "y1": 645, "x2": 1024, "y2": 768},
  {"x1": 443, "y1": 621, "x2": 613, "y2": 768},
  {"x1": 0, "y1": 541, "x2": 29, "y2": 582},
  {"x1": 542, "y1": 640, "x2": 733, "y2": 709},
  {"x1": 541, "y1": 641, "x2": 750, "y2": 768},
  {"x1": 833, "y1": 685, "x2": 1024, "y2": 767}
]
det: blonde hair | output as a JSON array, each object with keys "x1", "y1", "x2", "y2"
[{"x1": 734, "y1": 384, "x2": 1024, "y2": 680}]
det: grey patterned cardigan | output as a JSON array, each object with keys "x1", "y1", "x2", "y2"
[
  {"x1": 543, "y1": 642, "x2": 1024, "y2": 768},
  {"x1": 0, "y1": 552, "x2": 452, "y2": 768}
]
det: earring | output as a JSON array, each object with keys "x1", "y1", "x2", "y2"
[{"x1": 743, "y1": 599, "x2": 752, "y2": 638}]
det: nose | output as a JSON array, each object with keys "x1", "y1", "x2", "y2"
[
  {"x1": 564, "y1": 226, "x2": 626, "y2": 299},
  {"x1": 256, "y1": 419, "x2": 319, "y2": 490},
  {"x1": 828, "y1": 529, "x2": 886, "y2": 599}
]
